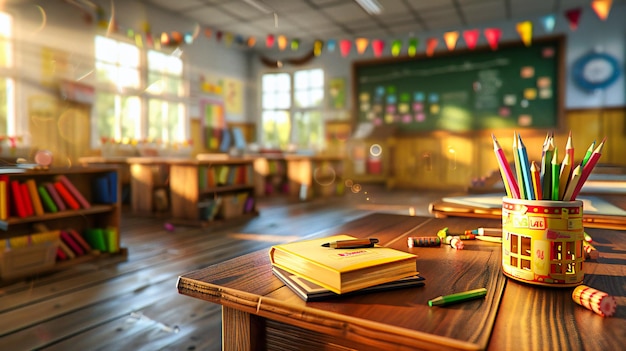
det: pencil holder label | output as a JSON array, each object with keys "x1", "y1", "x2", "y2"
[{"x1": 501, "y1": 197, "x2": 584, "y2": 287}]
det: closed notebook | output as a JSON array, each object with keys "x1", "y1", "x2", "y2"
[
  {"x1": 269, "y1": 234, "x2": 417, "y2": 294},
  {"x1": 272, "y1": 266, "x2": 425, "y2": 302}
]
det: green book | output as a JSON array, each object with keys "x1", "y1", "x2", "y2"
[
  {"x1": 103, "y1": 227, "x2": 119, "y2": 253},
  {"x1": 83, "y1": 228, "x2": 107, "y2": 252},
  {"x1": 37, "y1": 185, "x2": 58, "y2": 213}
]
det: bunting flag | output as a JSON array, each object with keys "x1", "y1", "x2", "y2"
[
  {"x1": 407, "y1": 38, "x2": 418, "y2": 57},
  {"x1": 463, "y1": 29, "x2": 480, "y2": 49},
  {"x1": 565, "y1": 8, "x2": 582, "y2": 30},
  {"x1": 291, "y1": 39, "x2": 300, "y2": 51},
  {"x1": 204, "y1": 28, "x2": 212, "y2": 38},
  {"x1": 247, "y1": 37, "x2": 256, "y2": 47},
  {"x1": 355, "y1": 38, "x2": 369, "y2": 54},
  {"x1": 484, "y1": 28, "x2": 501, "y2": 50},
  {"x1": 224, "y1": 32, "x2": 234, "y2": 47},
  {"x1": 266, "y1": 34, "x2": 275, "y2": 48},
  {"x1": 215, "y1": 31, "x2": 222, "y2": 42},
  {"x1": 371, "y1": 39, "x2": 385, "y2": 57},
  {"x1": 426, "y1": 38, "x2": 438, "y2": 57},
  {"x1": 443, "y1": 31, "x2": 459, "y2": 51},
  {"x1": 516, "y1": 21, "x2": 532, "y2": 47},
  {"x1": 277, "y1": 35, "x2": 288, "y2": 50},
  {"x1": 591, "y1": 0, "x2": 612, "y2": 20},
  {"x1": 391, "y1": 39, "x2": 402, "y2": 57},
  {"x1": 542, "y1": 15, "x2": 556, "y2": 32},
  {"x1": 313, "y1": 40, "x2": 323, "y2": 56},
  {"x1": 339, "y1": 39, "x2": 351, "y2": 57},
  {"x1": 327, "y1": 39, "x2": 337, "y2": 52}
]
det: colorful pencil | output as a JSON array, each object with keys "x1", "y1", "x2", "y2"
[
  {"x1": 570, "y1": 137, "x2": 606, "y2": 200},
  {"x1": 581, "y1": 140, "x2": 595, "y2": 167},
  {"x1": 491, "y1": 134, "x2": 520, "y2": 199},
  {"x1": 565, "y1": 130, "x2": 575, "y2": 167},
  {"x1": 541, "y1": 136, "x2": 554, "y2": 200},
  {"x1": 516, "y1": 133, "x2": 534, "y2": 200},
  {"x1": 572, "y1": 285, "x2": 617, "y2": 317},
  {"x1": 558, "y1": 152, "x2": 572, "y2": 200},
  {"x1": 530, "y1": 161, "x2": 542, "y2": 201},
  {"x1": 551, "y1": 148, "x2": 560, "y2": 201},
  {"x1": 512, "y1": 132, "x2": 526, "y2": 199},
  {"x1": 562, "y1": 165, "x2": 582, "y2": 201}
]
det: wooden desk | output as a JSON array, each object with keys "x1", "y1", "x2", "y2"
[
  {"x1": 177, "y1": 214, "x2": 625, "y2": 350},
  {"x1": 429, "y1": 194, "x2": 626, "y2": 230}
]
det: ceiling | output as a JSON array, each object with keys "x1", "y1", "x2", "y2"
[{"x1": 142, "y1": 0, "x2": 623, "y2": 45}]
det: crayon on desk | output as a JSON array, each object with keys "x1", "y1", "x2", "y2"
[
  {"x1": 321, "y1": 238, "x2": 379, "y2": 249},
  {"x1": 428, "y1": 287, "x2": 488, "y2": 307},
  {"x1": 466, "y1": 228, "x2": 502, "y2": 237},
  {"x1": 407, "y1": 237, "x2": 441, "y2": 247}
]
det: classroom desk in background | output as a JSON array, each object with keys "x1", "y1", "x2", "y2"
[{"x1": 177, "y1": 214, "x2": 625, "y2": 351}]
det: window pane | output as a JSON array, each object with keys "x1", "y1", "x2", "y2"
[
  {"x1": 119, "y1": 42, "x2": 140, "y2": 67},
  {"x1": 262, "y1": 92, "x2": 276, "y2": 109},
  {"x1": 310, "y1": 69, "x2": 323, "y2": 88},
  {"x1": 95, "y1": 36, "x2": 118, "y2": 64},
  {"x1": 294, "y1": 71, "x2": 309, "y2": 90},
  {"x1": 119, "y1": 67, "x2": 140, "y2": 89},
  {"x1": 310, "y1": 88, "x2": 323, "y2": 107},
  {"x1": 294, "y1": 111, "x2": 323, "y2": 149},
  {"x1": 0, "y1": 78, "x2": 9, "y2": 135},
  {"x1": 276, "y1": 73, "x2": 290, "y2": 91},
  {"x1": 262, "y1": 110, "x2": 290, "y2": 149},
  {"x1": 294, "y1": 91, "x2": 309, "y2": 108},
  {"x1": 95, "y1": 92, "x2": 116, "y2": 139},
  {"x1": 0, "y1": 12, "x2": 11, "y2": 38},
  {"x1": 120, "y1": 96, "x2": 141, "y2": 140},
  {"x1": 148, "y1": 99, "x2": 185, "y2": 143},
  {"x1": 275, "y1": 92, "x2": 290, "y2": 109}
]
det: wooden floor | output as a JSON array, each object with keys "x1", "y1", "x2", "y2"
[{"x1": 0, "y1": 186, "x2": 461, "y2": 350}]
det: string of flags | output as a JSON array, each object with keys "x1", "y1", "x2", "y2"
[{"x1": 88, "y1": 0, "x2": 612, "y2": 59}]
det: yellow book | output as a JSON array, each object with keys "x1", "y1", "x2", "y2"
[
  {"x1": 0, "y1": 179, "x2": 6, "y2": 220},
  {"x1": 269, "y1": 234, "x2": 417, "y2": 294}
]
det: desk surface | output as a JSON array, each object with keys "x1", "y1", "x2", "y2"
[{"x1": 177, "y1": 214, "x2": 625, "y2": 351}]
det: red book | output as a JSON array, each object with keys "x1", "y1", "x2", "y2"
[
  {"x1": 57, "y1": 175, "x2": 90, "y2": 209},
  {"x1": 56, "y1": 247, "x2": 68, "y2": 261},
  {"x1": 60, "y1": 230, "x2": 85, "y2": 256},
  {"x1": 45, "y1": 182, "x2": 66, "y2": 211},
  {"x1": 67, "y1": 229, "x2": 92, "y2": 252},
  {"x1": 20, "y1": 183, "x2": 34, "y2": 216},
  {"x1": 10, "y1": 181, "x2": 27, "y2": 218},
  {"x1": 54, "y1": 181, "x2": 80, "y2": 210}
]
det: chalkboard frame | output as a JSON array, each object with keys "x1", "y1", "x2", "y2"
[{"x1": 351, "y1": 35, "x2": 566, "y2": 135}]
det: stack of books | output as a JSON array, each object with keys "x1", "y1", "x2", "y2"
[{"x1": 269, "y1": 234, "x2": 424, "y2": 301}]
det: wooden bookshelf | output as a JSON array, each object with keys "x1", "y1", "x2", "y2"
[
  {"x1": 168, "y1": 159, "x2": 258, "y2": 226},
  {"x1": 0, "y1": 166, "x2": 125, "y2": 281},
  {"x1": 285, "y1": 155, "x2": 346, "y2": 200}
]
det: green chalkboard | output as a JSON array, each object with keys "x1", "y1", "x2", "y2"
[{"x1": 352, "y1": 36, "x2": 564, "y2": 132}]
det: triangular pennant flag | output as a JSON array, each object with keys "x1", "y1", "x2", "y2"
[
  {"x1": 542, "y1": 15, "x2": 556, "y2": 32},
  {"x1": 371, "y1": 39, "x2": 385, "y2": 57},
  {"x1": 247, "y1": 37, "x2": 256, "y2": 47},
  {"x1": 484, "y1": 28, "x2": 501, "y2": 50},
  {"x1": 516, "y1": 21, "x2": 532, "y2": 46},
  {"x1": 204, "y1": 28, "x2": 212, "y2": 38},
  {"x1": 291, "y1": 39, "x2": 300, "y2": 51},
  {"x1": 443, "y1": 31, "x2": 459, "y2": 51},
  {"x1": 266, "y1": 34, "x2": 275, "y2": 48},
  {"x1": 591, "y1": 0, "x2": 612, "y2": 20},
  {"x1": 313, "y1": 40, "x2": 323, "y2": 56},
  {"x1": 426, "y1": 38, "x2": 438, "y2": 57},
  {"x1": 327, "y1": 39, "x2": 337, "y2": 52},
  {"x1": 463, "y1": 29, "x2": 479, "y2": 50},
  {"x1": 565, "y1": 8, "x2": 582, "y2": 30},
  {"x1": 277, "y1": 35, "x2": 288, "y2": 50},
  {"x1": 407, "y1": 38, "x2": 418, "y2": 57},
  {"x1": 355, "y1": 38, "x2": 369, "y2": 54},
  {"x1": 215, "y1": 31, "x2": 222, "y2": 42},
  {"x1": 339, "y1": 39, "x2": 351, "y2": 57},
  {"x1": 224, "y1": 32, "x2": 234, "y2": 47},
  {"x1": 391, "y1": 39, "x2": 402, "y2": 57}
]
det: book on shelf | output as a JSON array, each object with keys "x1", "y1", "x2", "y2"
[
  {"x1": 38, "y1": 185, "x2": 58, "y2": 213},
  {"x1": 272, "y1": 266, "x2": 425, "y2": 302},
  {"x1": 54, "y1": 181, "x2": 80, "y2": 210},
  {"x1": 10, "y1": 180, "x2": 27, "y2": 218},
  {"x1": 67, "y1": 228, "x2": 92, "y2": 253},
  {"x1": 44, "y1": 182, "x2": 66, "y2": 211},
  {"x1": 269, "y1": 234, "x2": 418, "y2": 294},
  {"x1": 60, "y1": 230, "x2": 85, "y2": 256},
  {"x1": 92, "y1": 172, "x2": 117, "y2": 204},
  {"x1": 0, "y1": 175, "x2": 8, "y2": 220},
  {"x1": 57, "y1": 240, "x2": 76, "y2": 259},
  {"x1": 57, "y1": 175, "x2": 90, "y2": 209},
  {"x1": 83, "y1": 228, "x2": 107, "y2": 252},
  {"x1": 26, "y1": 179, "x2": 45, "y2": 216},
  {"x1": 20, "y1": 183, "x2": 34, "y2": 216}
]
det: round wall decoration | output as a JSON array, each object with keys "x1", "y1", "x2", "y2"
[{"x1": 572, "y1": 52, "x2": 621, "y2": 91}]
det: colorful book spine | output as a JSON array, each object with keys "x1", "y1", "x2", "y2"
[
  {"x1": 58, "y1": 240, "x2": 76, "y2": 259},
  {"x1": 67, "y1": 228, "x2": 92, "y2": 252},
  {"x1": 45, "y1": 182, "x2": 67, "y2": 211},
  {"x1": 20, "y1": 183, "x2": 34, "y2": 216},
  {"x1": 93, "y1": 175, "x2": 111, "y2": 203},
  {"x1": 26, "y1": 179, "x2": 45, "y2": 216},
  {"x1": 57, "y1": 175, "x2": 90, "y2": 209},
  {"x1": 60, "y1": 230, "x2": 85, "y2": 256},
  {"x1": 38, "y1": 185, "x2": 58, "y2": 213},
  {"x1": 56, "y1": 247, "x2": 68, "y2": 261},
  {"x1": 83, "y1": 228, "x2": 107, "y2": 252},
  {"x1": 103, "y1": 227, "x2": 119, "y2": 253},
  {"x1": 107, "y1": 171, "x2": 118, "y2": 203},
  {"x1": 0, "y1": 175, "x2": 8, "y2": 220},
  {"x1": 54, "y1": 181, "x2": 80, "y2": 210}
]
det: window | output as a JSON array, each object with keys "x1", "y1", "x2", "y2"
[
  {"x1": 0, "y1": 11, "x2": 15, "y2": 137},
  {"x1": 261, "y1": 68, "x2": 324, "y2": 150},
  {"x1": 94, "y1": 36, "x2": 186, "y2": 145}
]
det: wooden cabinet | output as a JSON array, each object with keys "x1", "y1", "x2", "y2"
[
  {"x1": 252, "y1": 156, "x2": 289, "y2": 197},
  {"x1": 0, "y1": 167, "x2": 124, "y2": 281},
  {"x1": 168, "y1": 159, "x2": 257, "y2": 226},
  {"x1": 285, "y1": 155, "x2": 346, "y2": 200}
]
